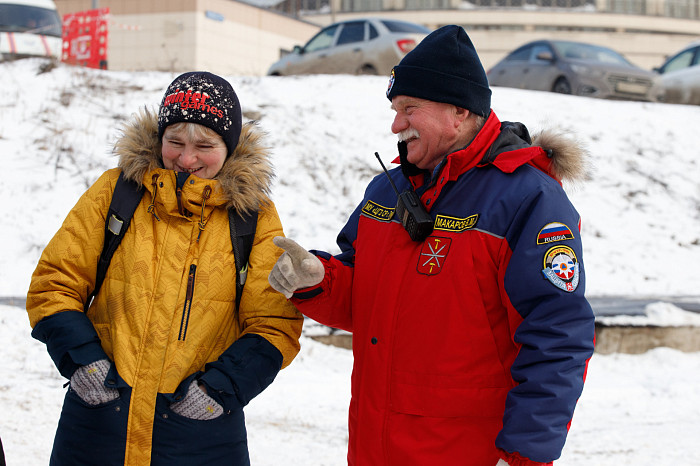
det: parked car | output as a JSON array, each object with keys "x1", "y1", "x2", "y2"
[
  {"x1": 650, "y1": 40, "x2": 700, "y2": 105},
  {"x1": 486, "y1": 39, "x2": 656, "y2": 101},
  {"x1": 267, "y1": 18, "x2": 431, "y2": 76}
]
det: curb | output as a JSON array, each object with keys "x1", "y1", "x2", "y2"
[
  {"x1": 594, "y1": 322, "x2": 700, "y2": 354},
  {"x1": 310, "y1": 324, "x2": 700, "y2": 354}
]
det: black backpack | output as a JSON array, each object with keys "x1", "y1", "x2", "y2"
[{"x1": 84, "y1": 171, "x2": 257, "y2": 314}]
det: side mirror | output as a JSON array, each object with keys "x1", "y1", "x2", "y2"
[
  {"x1": 293, "y1": 45, "x2": 304, "y2": 55},
  {"x1": 535, "y1": 51, "x2": 554, "y2": 62}
]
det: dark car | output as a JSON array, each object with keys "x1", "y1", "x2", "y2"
[
  {"x1": 267, "y1": 18, "x2": 431, "y2": 76},
  {"x1": 486, "y1": 39, "x2": 656, "y2": 101},
  {"x1": 650, "y1": 40, "x2": 700, "y2": 105}
]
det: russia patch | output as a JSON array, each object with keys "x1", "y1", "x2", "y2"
[
  {"x1": 537, "y1": 222, "x2": 574, "y2": 244},
  {"x1": 417, "y1": 236, "x2": 451, "y2": 276},
  {"x1": 542, "y1": 245, "x2": 579, "y2": 292}
]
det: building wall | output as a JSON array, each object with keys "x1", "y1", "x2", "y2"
[
  {"x1": 193, "y1": 0, "x2": 319, "y2": 75},
  {"x1": 54, "y1": 0, "x2": 319, "y2": 74},
  {"x1": 54, "y1": 0, "x2": 700, "y2": 74}
]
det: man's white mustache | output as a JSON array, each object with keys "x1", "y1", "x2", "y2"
[{"x1": 398, "y1": 128, "x2": 420, "y2": 142}]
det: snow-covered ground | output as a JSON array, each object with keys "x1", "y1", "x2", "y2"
[{"x1": 1, "y1": 59, "x2": 699, "y2": 464}]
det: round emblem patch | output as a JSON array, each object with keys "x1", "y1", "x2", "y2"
[
  {"x1": 386, "y1": 68, "x2": 396, "y2": 98},
  {"x1": 542, "y1": 245, "x2": 579, "y2": 292}
]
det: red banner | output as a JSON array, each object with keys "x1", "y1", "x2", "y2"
[{"x1": 61, "y1": 8, "x2": 109, "y2": 69}]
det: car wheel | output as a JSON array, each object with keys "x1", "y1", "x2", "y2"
[
  {"x1": 358, "y1": 64, "x2": 378, "y2": 75},
  {"x1": 552, "y1": 77, "x2": 572, "y2": 94}
]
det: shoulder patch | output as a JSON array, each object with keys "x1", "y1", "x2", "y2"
[
  {"x1": 361, "y1": 200, "x2": 395, "y2": 222},
  {"x1": 434, "y1": 214, "x2": 479, "y2": 232},
  {"x1": 417, "y1": 236, "x2": 452, "y2": 276},
  {"x1": 542, "y1": 245, "x2": 579, "y2": 292},
  {"x1": 537, "y1": 222, "x2": 574, "y2": 244}
]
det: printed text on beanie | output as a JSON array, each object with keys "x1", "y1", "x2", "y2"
[
  {"x1": 157, "y1": 72, "x2": 242, "y2": 157},
  {"x1": 386, "y1": 25, "x2": 492, "y2": 117}
]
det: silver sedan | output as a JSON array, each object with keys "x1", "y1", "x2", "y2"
[
  {"x1": 487, "y1": 39, "x2": 656, "y2": 101},
  {"x1": 267, "y1": 18, "x2": 431, "y2": 76}
]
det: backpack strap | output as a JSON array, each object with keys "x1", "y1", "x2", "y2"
[
  {"x1": 228, "y1": 209, "x2": 258, "y2": 313},
  {"x1": 85, "y1": 172, "x2": 144, "y2": 312},
  {"x1": 86, "y1": 171, "x2": 258, "y2": 316}
]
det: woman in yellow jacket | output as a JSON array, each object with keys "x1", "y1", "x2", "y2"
[{"x1": 26, "y1": 72, "x2": 303, "y2": 465}]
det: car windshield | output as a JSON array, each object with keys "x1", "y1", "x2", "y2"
[
  {"x1": 660, "y1": 48, "x2": 696, "y2": 73},
  {"x1": 0, "y1": 4, "x2": 61, "y2": 37},
  {"x1": 380, "y1": 20, "x2": 431, "y2": 34},
  {"x1": 304, "y1": 25, "x2": 338, "y2": 53},
  {"x1": 553, "y1": 41, "x2": 631, "y2": 66}
]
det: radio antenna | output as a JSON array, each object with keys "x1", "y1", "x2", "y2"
[{"x1": 374, "y1": 152, "x2": 400, "y2": 196}]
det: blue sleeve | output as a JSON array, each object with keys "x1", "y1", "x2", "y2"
[
  {"x1": 31, "y1": 311, "x2": 109, "y2": 379},
  {"x1": 198, "y1": 334, "x2": 283, "y2": 412},
  {"x1": 496, "y1": 175, "x2": 595, "y2": 462}
]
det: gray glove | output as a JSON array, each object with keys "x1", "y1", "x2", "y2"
[
  {"x1": 268, "y1": 236, "x2": 325, "y2": 298},
  {"x1": 70, "y1": 359, "x2": 120, "y2": 405},
  {"x1": 171, "y1": 380, "x2": 223, "y2": 420}
]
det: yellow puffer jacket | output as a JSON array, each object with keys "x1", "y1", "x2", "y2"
[{"x1": 27, "y1": 109, "x2": 303, "y2": 464}]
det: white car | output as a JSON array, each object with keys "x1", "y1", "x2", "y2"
[
  {"x1": 267, "y1": 18, "x2": 431, "y2": 76},
  {"x1": 0, "y1": 0, "x2": 61, "y2": 60},
  {"x1": 651, "y1": 40, "x2": 700, "y2": 105}
]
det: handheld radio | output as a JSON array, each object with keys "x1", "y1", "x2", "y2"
[{"x1": 374, "y1": 152, "x2": 434, "y2": 242}]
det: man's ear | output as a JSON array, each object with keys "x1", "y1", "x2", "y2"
[{"x1": 454, "y1": 106, "x2": 471, "y2": 127}]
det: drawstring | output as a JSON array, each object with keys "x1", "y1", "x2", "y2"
[
  {"x1": 147, "y1": 173, "x2": 213, "y2": 239},
  {"x1": 196, "y1": 185, "x2": 212, "y2": 242},
  {"x1": 147, "y1": 174, "x2": 161, "y2": 221}
]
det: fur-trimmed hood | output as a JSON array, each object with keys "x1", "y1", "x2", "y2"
[
  {"x1": 531, "y1": 128, "x2": 590, "y2": 184},
  {"x1": 491, "y1": 120, "x2": 590, "y2": 184},
  {"x1": 113, "y1": 107, "x2": 274, "y2": 214}
]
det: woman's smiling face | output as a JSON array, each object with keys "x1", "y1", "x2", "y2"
[{"x1": 161, "y1": 123, "x2": 227, "y2": 179}]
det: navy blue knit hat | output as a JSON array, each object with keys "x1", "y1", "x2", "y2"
[
  {"x1": 158, "y1": 71, "x2": 242, "y2": 157},
  {"x1": 386, "y1": 25, "x2": 491, "y2": 117}
]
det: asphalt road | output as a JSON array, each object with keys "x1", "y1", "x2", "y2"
[{"x1": 588, "y1": 296, "x2": 700, "y2": 316}]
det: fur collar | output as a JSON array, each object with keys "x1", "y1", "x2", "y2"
[
  {"x1": 491, "y1": 120, "x2": 590, "y2": 184},
  {"x1": 113, "y1": 107, "x2": 273, "y2": 214},
  {"x1": 531, "y1": 128, "x2": 590, "y2": 184}
]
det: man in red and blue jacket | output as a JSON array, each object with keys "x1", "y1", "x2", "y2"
[{"x1": 269, "y1": 25, "x2": 595, "y2": 466}]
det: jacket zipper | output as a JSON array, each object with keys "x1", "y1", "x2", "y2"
[{"x1": 178, "y1": 264, "x2": 196, "y2": 341}]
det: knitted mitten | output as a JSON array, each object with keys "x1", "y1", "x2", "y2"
[
  {"x1": 171, "y1": 380, "x2": 223, "y2": 420},
  {"x1": 70, "y1": 359, "x2": 119, "y2": 405}
]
